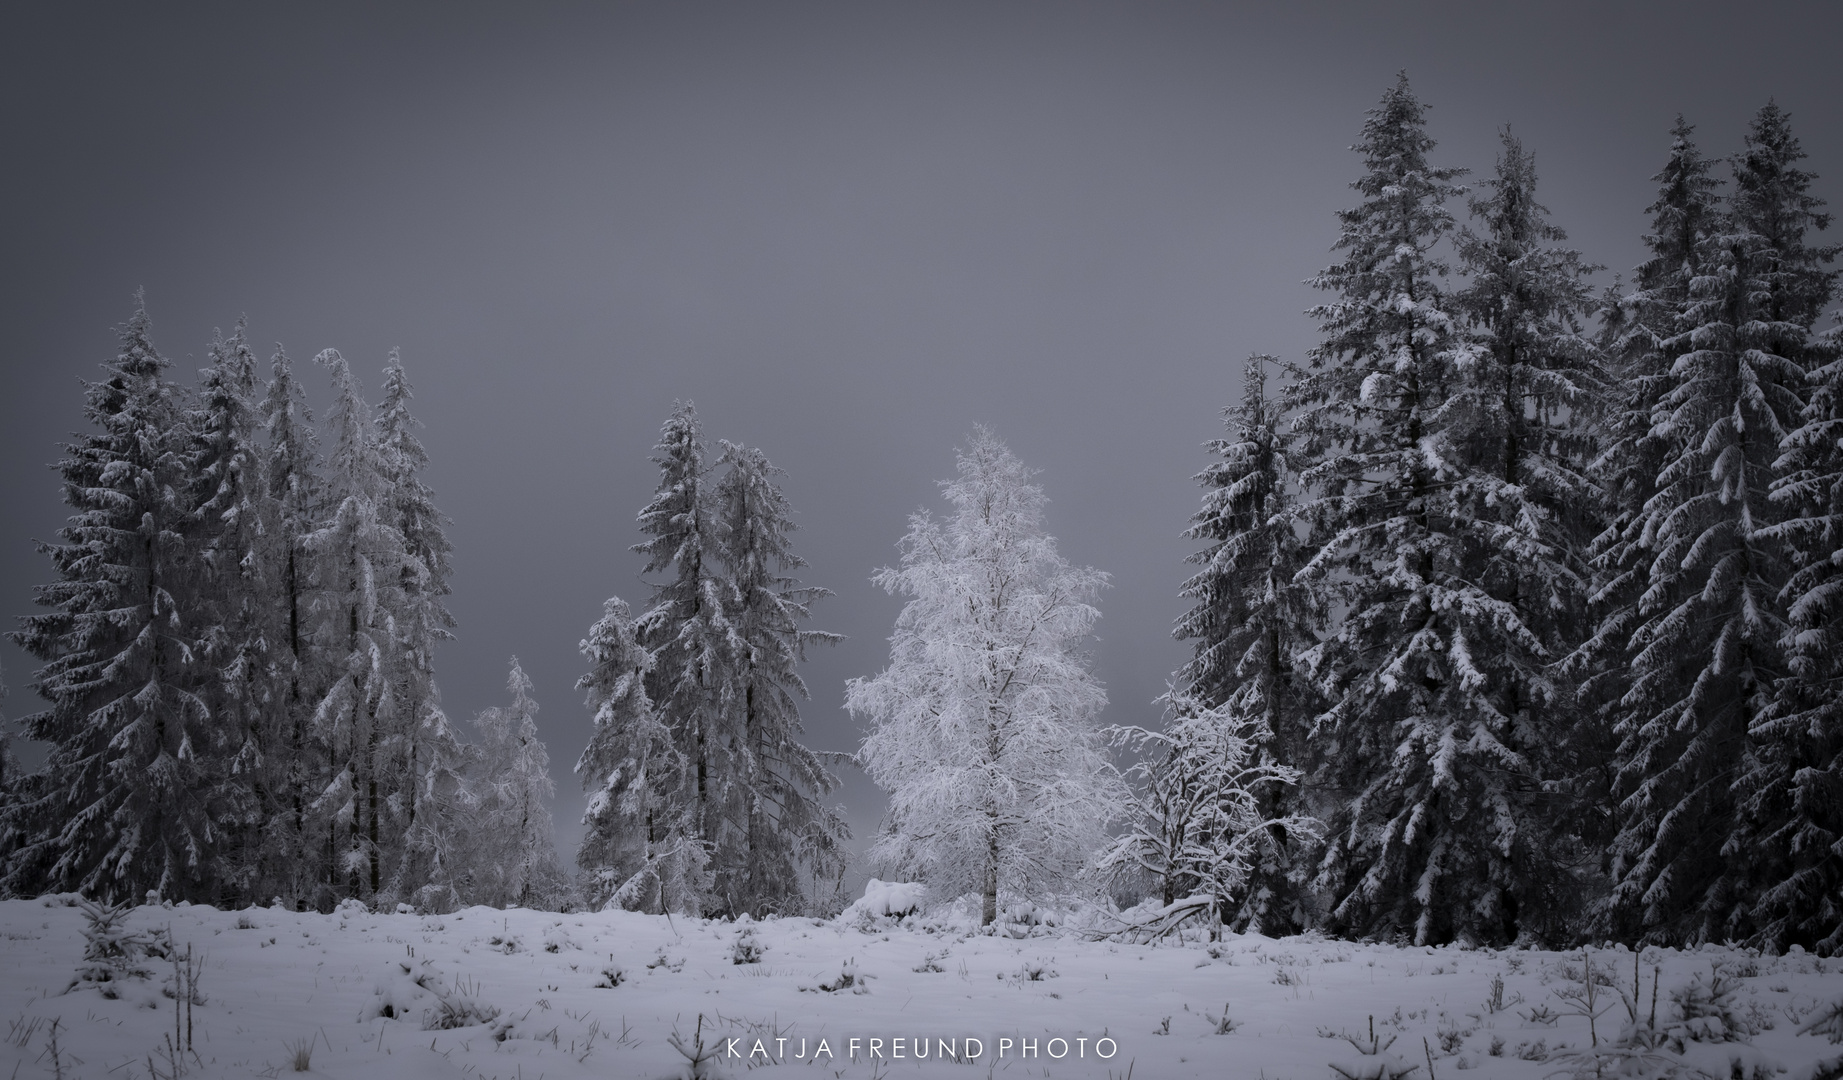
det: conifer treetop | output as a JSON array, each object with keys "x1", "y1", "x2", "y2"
[{"x1": 635, "y1": 401, "x2": 708, "y2": 578}]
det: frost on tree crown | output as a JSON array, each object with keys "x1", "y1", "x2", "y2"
[{"x1": 850, "y1": 427, "x2": 1119, "y2": 912}]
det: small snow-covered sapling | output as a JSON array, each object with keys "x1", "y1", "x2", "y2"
[{"x1": 731, "y1": 927, "x2": 765, "y2": 965}]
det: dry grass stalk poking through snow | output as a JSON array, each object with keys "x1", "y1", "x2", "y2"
[
  {"x1": 284, "y1": 1034, "x2": 315, "y2": 1072},
  {"x1": 667, "y1": 1012, "x2": 722, "y2": 1079},
  {"x1": 1326, "y1": 1014, "x2": 1421, "y2": 1080}
]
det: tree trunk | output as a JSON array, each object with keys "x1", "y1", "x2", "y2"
[
  {"x1": 368, "y1": 773, "x2": 380, "y2": 895},
  {"x1": 981, "y1": 829, "x2": 999, "y2": 926}
]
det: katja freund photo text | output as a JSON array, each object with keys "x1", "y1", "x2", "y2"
[{"x1": 725, "y1": 1035, "x2": 1121, "y2": 1061}]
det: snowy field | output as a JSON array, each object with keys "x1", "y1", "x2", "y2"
[{"x1": 2, "y1": 896, "x2": 1842, "y2": 1080}]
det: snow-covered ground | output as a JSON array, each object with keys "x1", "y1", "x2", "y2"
[{"x1": 2, "y1": 896, "x2": 1841, "y2": 1079}]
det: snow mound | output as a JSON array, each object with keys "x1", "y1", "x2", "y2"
[{"x1": 840, "y1": 879, "x2": 925, "y2": 921}]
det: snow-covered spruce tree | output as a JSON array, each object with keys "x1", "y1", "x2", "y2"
[
  {"x1": 1607, "y1": 103, "x2": 1829, "y2": 945},
  {"x1": 1730, "y1": 103, "x2": 1843, "y2": 953},
  {"x1": 402, "y1": 703, "x2": 474, "y2": 912},
  {"x1": 1288, "y1": 77, "x2": 1576, "y2": 945},
  {"x1": 1101, "y1": 691, "x2": 1320, "y2": 913},
  {"x1": 0, "y1": 669, "x2": 12, "y2": 797},
  {"x1": 1285, "y1": 74, "x2": 1465, "y2": 942},
  {"x1": 371, "y1": 352, "x2": 460, "y2": 902},
  {"x1": 847, "y1": 429, "x2": 1122, "y2": 925},
  {"x1": 469, "y1": 659, "x2": 570, "y2": 909},
  {"x1": 1762, "y1": 313, "x2": 1843, "y2": 953},
  {"x1": 255, "y1": 344, "x2": 327, "y2": 904},
  {"x1": 1573, "y1": 118, "x2": 1726, "y2": 876},
  {"x1": 1176, "y1": 356, "x2": 1312, "y2": 711},
  {"x1": 1444, "y1": 129, "x2": 1607, "y2": 936},
  {"x1": 711, "y1": 441, "x2": 848, "y2": 917},
  {"x1": 302, "y1": 349, "x2": 416, "y2": 903},
  {"x1": 575, "y1": 597, "x2": 709, "y2": 914},
  {"x1": 5, "y1": 297, "x2": 236, "y2": 901},
  {"x1": 0, "y1": 670, "x2": 18, "y2": 885},
  {"x1": 632, "y1": 402, "x2": 739, "y2": 912},
  {"x1": 182, "y1": 319, "x2": 272, "y2": 899},
  {"x1": 1172, "y1": 355, "x2": 1321, "y2": 932}
]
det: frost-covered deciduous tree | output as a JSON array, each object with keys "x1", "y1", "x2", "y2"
[
  {"x1": 1607, "y1": 104, "x2": 1830, "y2": 945},
  {"x1": 1101, "y1": 692, "x2": 1320, "y2": 914},
  {"x1": 712, "y1": 441, "x2": 847, "y2": 917},
  {"x1": 575, "y1": 597, "x2": 709, "y2": 914},
  {"x1": 848, "y1": 429, "x2": 1122, "y2": 925},
  {"x1": 469, "y1": 659, "x2": 570, "y2": 909},
  {"x1": 7, "y1": 297, "x2": 237, "y2": 902},
  {"x1": 1173, "y1": 355, "x2": 1321, "y2": 932}
]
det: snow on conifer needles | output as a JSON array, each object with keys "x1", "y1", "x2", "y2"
[
  {"x1": 1, "y1": 312, "x2": 564, "y2": 913},
  {"x1": 1166, "y1": 80, "x2": 1841, "y2": 952},
  {"x1": 3, "y1": 72, "x2": 1842, "y2": 965},
  {"x1": 575, "y1": 403, "x2": 847, "y2": 920}
]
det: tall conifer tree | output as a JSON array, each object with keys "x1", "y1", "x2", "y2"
[
  {"x1": 1575, "y1": 120, "x2": 1726, "y2": 887},
  {"x1": 1608, "y1": 104, "x2": 1827, "y2": 944},
  {"x1": 372, "y1": 352, "x2": 459, "y2": 901},
  {"x1": 7, "y1": 298, "x2": 231, "y2": 901},
  {"x1": 1763, "y1": 310, "x2": 1843, "y2": 952},
  {"x1": 1176, "y1": 356, "x2": 1309, "y2": 711},
  {"x1": 304, "y1": 349, "x2": 412, "y2": 902},
  {"x1": 712, "y1": 441, "x2": 847, "y2": 916},
  {"x1": 1727, "y1": 104, "x2": 1842, "y2": 951},
  {"x1": 1173, "y1": 356, "x2": 1320, "y2": 932},
  {"x1": 184, "y1": 319, "x2": 270, "y2": 898},
  {"x1": 257, "y1": 345, "x2": 326, "y2": 904},
  {"x1": 632, "y1": 403, "x2": 739, "y2": 910},
  {"x1": 1287, "y1": 75, "x2": 1555, "y2": 945},
  {"x1": 1445, "y1": 130, "x2": 1605, "y2": 940},
  {"x1": 0, "y1": 672, "x2": 11, "y2": 798},
  {"x1": 0, "y1": 669, "x2": 20, "y2": 882}
]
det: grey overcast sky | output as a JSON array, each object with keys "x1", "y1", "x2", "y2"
[{"x1": 3, "y1": 1, "x2": 1840, "y2": 870}]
